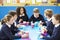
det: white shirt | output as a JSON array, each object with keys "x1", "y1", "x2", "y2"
[
  {"x1": 20, "y1": 14, "x2": 25, "y2": 17},
  {"x1": 0, "y1": 22, "x2": 2, "y2": 30},
  {"x1": 47, "y1": 18, "x2": 52, "y2": 21},
  {"x1": 6, "y1": 23, "x2": 11, "y2": 28},
  {"x1": 55, "y1": 23, "x2": 60, "y2": 28}
]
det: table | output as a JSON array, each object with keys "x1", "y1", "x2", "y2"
[{"x1": 15, "y1": 24, "x2": 46, "y2": 40}]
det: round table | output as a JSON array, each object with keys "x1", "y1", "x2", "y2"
[{"x1": 15, "y1": 24, "x2": 45, "y2": 40}]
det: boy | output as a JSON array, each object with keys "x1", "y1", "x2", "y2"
[
  {"x1": 44, "y1": 9, "x2": 54, "y2": 36},
  {"x1": 45, "y1": 14, "x2": 60, "y2": 40}
]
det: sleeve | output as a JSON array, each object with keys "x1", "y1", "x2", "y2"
[
  {"x1": 47, "y1": 22, "x2": 54, "y2": 36},
  {"x1": 2, "y1": 27, "x2": 21, "y2": 40},
  {"x1": 29, "y1": 15, "x2": 33, "y2": 22},
  {"x1": 39, "y1": 14, "x2": 45, "y2": 21},
  {"x1": 2, "y1": 27, "x2": 14, "y2": 40},
  {"x1": 16, "y1": 16, "x2": 20, "y2": 24},
  {"x1": 39, "y1": 14, "x2": 46, "y2": 26},
  {"x1": 45, "y1": 28, "x2": 60, "y2": 40},
  {"x1": 25, "y1": 14, "x2": 29, "y2": 21},
  {"x1": 11, "y1": 23, "x2": 20, "y2": 34}
]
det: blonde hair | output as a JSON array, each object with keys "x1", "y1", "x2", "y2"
[
  {"x1": 1, "y1": 15, "x2": 13, "y2": 24},
  {"x1": 1, "y1": 11, "x2": 17, "y2": 24},
  {"x1": 44, "y1": 9, "x2": 53, "y2": 18}
]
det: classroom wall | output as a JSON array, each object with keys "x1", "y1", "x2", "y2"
[{"x1": 0, "y1": 6, "x2": 60, "y2": 20}]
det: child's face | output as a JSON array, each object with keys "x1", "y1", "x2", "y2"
[
  {"x1": 13, "y1": 15, "x2": 17, "y2": 21},
  {"x1": 8, "y1": 17, "x2": 14, "y2": 25},
  {"x1": 20, "y1": 8, "x2": 24, "y2": 14},
  {"x1": 8, "y1": 15, "x2": 17, "y2": 25},
  {"x1": 44, "y1": 12, "x2": 49, "y2": 19},
  {"x1": 52, "y1": 16, "x2": 59, "y2": 25},
  {"x1": 34, "y1": 12, "x2": 39, "y2": 18}
]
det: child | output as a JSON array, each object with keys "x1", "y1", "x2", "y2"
[
  {"x1": 8, "y1": 11, "x2": 20, "y2": 35},
  {"x1": 29, "y1": 8, "x2": 46, "y2": 26},
  {"x1": 1, "y1": 11, "x2": 20, "y2": 35},
  {"x1": 29, "y1": 8, "x2": 45, "y2": 23},
  {"x1": 0, "y1": 13, "x2": 21, "y2": 40},
  {"x1": 44, "y1": 9, "x2": 54, "y2": 36},
  {"x1": 16, "y1": 7, "x2": 29, "y2": 24},
  {"x1": 45, "y1": 14, "x2": 60, "y2": 40},
  {"x1": 0, "y1": 11, "x2": 28, "y2": 40},
  {"x1": 8, "y1": 11, "x2": 29, "y2": 37}
]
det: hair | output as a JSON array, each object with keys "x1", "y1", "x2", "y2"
[
  {"x1": 1, "y1": 15, "x2": 13, "y2": 24},
  {"x1": 33, "y1": 8, "x2": 39, "y2": 13},
  {"x1": 8, "y1": 10, "x2": 17, "y2": 16},
  {"x1": 1, "y1": 17, "x2": 6, "y2": 24},
  {"x1": 53, "y1": 14, "x2": 60, "y2": 23},
  {"x1": 16, "y1": 7, "x2": 27, "y2": 16},
  {"x1": 1, "y1": 11, "x2": 17, "y2": 24},
  {"x1": 44, "y1": 9, "x2": 53, "y2": 18}
]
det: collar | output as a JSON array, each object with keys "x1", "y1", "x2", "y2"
[
  {"x1": 47, "y1": 18, "x2": 52, "y2": 21},
  {"x1": 6, "y1": 23, "x2": 11, "y2": 28},
  {"x1": 34, "y1": 14, "x2": 39, "y2": 18},
  {"x1": 20, "y1": 14, "x2": 25, "y2": 17},
  {"x1": 55, "y1": 23, "x2": 60, "y2": 27}
]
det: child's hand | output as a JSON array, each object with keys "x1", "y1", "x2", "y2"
[
  {"x1": 21, "y1": 33, "x2": 29, "y2": 38},
  {"x1": 41, "y1": 27, "x2": 47, "y2": 33},
  {"x1": 16, "y1": 24, "x2": 21, "y2": 28},
  {"x1": 40, "y1": 21, "x2": 44, "y2": 25},
  {"x1": 19, "y1": 19, "x2": 23, "y2": 23},
  {"x1": 18, "y1": 30, "x2": 24, "y2": 35},
  {"x1": 38, "y1": 21, "x2": 44, "y2": 27},
  {"x1": 41, "y1": 27, "x2": 47, "y2": 37}
]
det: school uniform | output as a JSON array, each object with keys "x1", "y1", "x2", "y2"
[
  {"x1": 16, "y1": 14, "x2": 29, "y2": 24},
  {"x1": 46, "y1": 18, "x2": 54, "y2": 36},
  {"x1": 10, "y1": 23, "x2": 20, "y2": 35},
  {"x1": 45, "y1": 24, "x2": 60, "y2": 40},
  {"x1": 29, "y1": 14, "x2": 46, "y2": 25},
  {"x1": 29, "y1": 14, "x2": 45, "y2": 23},
  {"x1": 0, "y1": 23, "x2": 21, "y2": 40}
]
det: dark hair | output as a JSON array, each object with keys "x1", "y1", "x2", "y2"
[
  {"x1": 1, "y1": 18, "x2": 6, "y2": 24},
  {"x1": 8, "y1": 11, "x2": 17, "y2": 16},
  {"x1": 16, "y1": 7, "x2": 27, "y2": 16},
  {"x1": 54, "y1": 14, "x2": 60, "y2": 23}
]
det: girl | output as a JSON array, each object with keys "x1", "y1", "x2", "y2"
[
  {"x1": 16, "y1": 7, "x2": 29, "y2": 24},
  {"x1": 0, "y1": 11, "x2": 28, "y2": 40},
  {"x1": 8, "y1": 11, "x2": 29, "y2": 38},
  {"x1": 1, "y1": 11, "x2": 20, "y2": 35},
  {"x1": 8, "y1": 11, "x2": 20, "y2": 35},
  {"x1": 0, "y1": 12, "x2": 21, "y2": 40}
]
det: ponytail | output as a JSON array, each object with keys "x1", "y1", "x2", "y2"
[{"x1": 1, "y1": 15, "x2": 12, "y2": 24}]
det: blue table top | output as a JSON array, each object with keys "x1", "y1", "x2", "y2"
[
  {"x1": 16, "y1": 21, "x2": 45, "y2": 40},
  {"x1": 15, "y1": 24, "x2": 45, "y2": 40}
]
